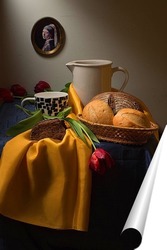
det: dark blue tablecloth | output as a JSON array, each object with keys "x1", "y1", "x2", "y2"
[
  {"x1": 0, "y1": 99, "x2": 32, "y2": 155},
  {"x1": 0, "y1": 100, "x2": 158, "y2": 250}
]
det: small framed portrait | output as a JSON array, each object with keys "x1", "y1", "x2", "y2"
[{"x1": 31, "y1": 17, "x2": 65, "y2": 56}]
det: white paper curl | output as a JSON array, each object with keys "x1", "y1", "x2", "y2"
[{"x1": 121, "y1": 125, "x2": 167, "y2": 249}]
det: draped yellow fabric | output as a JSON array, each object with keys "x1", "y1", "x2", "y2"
[
  {"x1": 0, "y1": 84, "x2": 93, "y2": 230},
  {"x1": 0, "y1": 129, "x2": 92, "y2": 230},
  {"x1": 134, "y1": 96, "x2": 159, "y2": 140},
  {"x1": 68, "y1": 83, "x2": 83, "y2": 115}
]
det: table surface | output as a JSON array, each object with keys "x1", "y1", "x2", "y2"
[{"x1": 0, "y1": 100, "x2": 158, "y2": 250}]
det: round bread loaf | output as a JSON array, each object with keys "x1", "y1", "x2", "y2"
[
  {"x1": 82, "y1": 99, "x2": 114, "y2": 125},
  {"x1": 113, "y1": 108, "x2": 151, "y2": 128},
  {"x1": 92, "y1": 91, "x2": 143, "y2": 114}
]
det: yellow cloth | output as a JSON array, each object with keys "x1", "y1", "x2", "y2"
[
  {"x1": 134, "y1": 96, "x2": 159, "y2": 141},
  {"x1": 68, "y1": 83, "x2": 83, "y2": 115},
  {"x1": 0, "y1": 129, "x2": 92, "y2": 230},
  {"x1": 0, "y1": 84, "x2": 93, "y2": 230}
]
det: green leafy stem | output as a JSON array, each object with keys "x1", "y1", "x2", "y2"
[{"x1": 7, "y1": 105, "x2": 99, "y2": 149}]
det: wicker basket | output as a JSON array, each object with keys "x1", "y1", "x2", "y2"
[{"x1": 78, "y1": 115, "x2": 159, "y2": 145}]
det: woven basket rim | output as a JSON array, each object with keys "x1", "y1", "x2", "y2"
[{"x1": 78, "y1": 114, "x2": 159, "y2": 132}]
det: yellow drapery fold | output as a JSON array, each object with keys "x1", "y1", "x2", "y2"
[
  {"x1": 0, "y1": 129, "x2": 92, "y2": 230},
  {"x1": 68, "y1": 83, "x2": 83, "y2": 115},
  {"x1": 0, "y1": 84, "x2": 93, "y2": 230}
]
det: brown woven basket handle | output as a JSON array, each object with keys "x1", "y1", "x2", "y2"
[{"x1": 112, "y1": 66, "x2": 129, "y2": 91}]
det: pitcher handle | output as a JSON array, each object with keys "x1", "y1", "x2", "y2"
[{"x1": 112, "y1": 66, "x2": 129, "y2": 91}]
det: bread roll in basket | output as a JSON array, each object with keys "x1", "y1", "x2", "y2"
[{"x1": 78, "y1": 92, "x2": 159, "y2": 145}]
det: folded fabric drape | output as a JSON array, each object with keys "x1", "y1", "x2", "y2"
[
  {"x1": 0, "y1": 128, "x2": 92, "y2": 231},
  {"x1": 0, "y1": 84, "x2": 92, "y2": 231},
  {"x1": 68, "y1": 83, "x2": 83, "y2": 115}
]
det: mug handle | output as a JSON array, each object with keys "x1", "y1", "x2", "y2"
[
  {"x1": 112, "y1": 66, "x2": 129, "y2": 91},
  {"x1": 21, "y1": 97, "x2": 35, "y2": 107}
]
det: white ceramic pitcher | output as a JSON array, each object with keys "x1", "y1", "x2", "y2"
[{"x1": 66, "y1": 59, "x2": 129, "y2": 106}]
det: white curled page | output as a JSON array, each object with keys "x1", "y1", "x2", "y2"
[{"x1": 120, "y1": 125, "x2": 167, "y2": 249}]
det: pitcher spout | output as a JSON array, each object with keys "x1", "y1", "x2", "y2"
[{"x1": 66, "y1": 62, "x2": 74, "y2": 72}]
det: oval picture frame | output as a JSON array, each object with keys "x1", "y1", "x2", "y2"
[{"x1": 31, "y1": 17, "x2": 65, "y2": 56}]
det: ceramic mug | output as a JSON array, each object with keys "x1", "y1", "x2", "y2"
[
  {"x1": 66, "y1": 59, "x2": 129, "y2": 106},
  {"x1": 21, "y1": 91, "x2": 68, "y2": 116}
]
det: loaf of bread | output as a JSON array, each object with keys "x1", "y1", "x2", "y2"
[
  {"x1": 113, "y1": 108, "x2": 151, "y2": 128},
  {"x1": 30, "y1": 119, "x2": 66, "y2": 141},
  {"x1": 92, "y1": 91, "x2": 143, "y2": 114},
  {"x1": 82, "y1": 99, "x2": 114, "y2": 125}
]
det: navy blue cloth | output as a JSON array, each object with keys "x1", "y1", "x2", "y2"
[
  {"x1": 0, "y1": 100, "x2": 158, "y2": 250},
  {"x1": 0, "y1": 99, "x2": 35, "y2": 155}
]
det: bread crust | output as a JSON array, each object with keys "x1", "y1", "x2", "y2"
[
  {"x1": 92, "y1": 91, "x2": 143, "y2": 114},
  {"x1": 113, "y1": 108, "x2": 151, "y2": 128},
  {"x1": 30, "y1": 119, "x2": 66, "y2": 141},
  {"x1": 82, "y1": 99, "x2": 114, "y2": 125}
]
